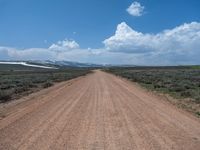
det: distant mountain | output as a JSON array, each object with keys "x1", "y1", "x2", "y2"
[
  {"x1": 0, "y1": 60, "x2": 103, "y2": 69},
  {"x1": 28, "y1": 60, "x2": 103, "y2": 68},
  {"x1": 103, "y1": 64, "x2": 137, "y2": 67},
  {"x1": 0, "y1": 60, "x2": 138, "y2": 69}
]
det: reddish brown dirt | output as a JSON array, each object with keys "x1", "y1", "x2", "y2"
[{"x1": 0, "y1": 70, "x2": 200, "y2": 150}]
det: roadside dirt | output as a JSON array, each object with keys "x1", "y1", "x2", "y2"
[{"x1": 0, "y1": 70, "x2": 199, "y2": 150}]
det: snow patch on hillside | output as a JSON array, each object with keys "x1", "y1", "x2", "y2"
[{"x1": 0, "y1": 61, "x2": 57, "y2": 69}]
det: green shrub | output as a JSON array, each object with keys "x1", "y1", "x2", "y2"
[
  {"x1": 43, "y1": 81, "x2": 53, "y2": 88},
  {"x1": 0, "y1": 90, "x2": 12, "y2": 102},
  {"x1": 196, "y1": 111, "x2": 200, "y2": 117},
  {"x1": 180, "y1": 91, "x2": 192, "y2": 97},
  {"x1": 15, "y1": 87, "x2": 29, "y2": 94}
]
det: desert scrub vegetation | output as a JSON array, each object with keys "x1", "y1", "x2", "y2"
[
  {"x1": 105, "y1": 67, "x2": 200, "y2": 116},
  {"x1": 0, "y1": 68, "x2": 91, "y2": 103}
]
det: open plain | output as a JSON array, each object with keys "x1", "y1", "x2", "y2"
[{"x1": 0, "y1": 70, "x2": 200, "y2": 150}]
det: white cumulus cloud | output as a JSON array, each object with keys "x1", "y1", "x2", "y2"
[
  {"x1": 127, "y1": 1, "x2": 144, "y2": 17},
  {"x1": 49, "y1": 39, "x2": 79, "y2": 52},
  {"x1": 103, "y1": 22, "x2": 152, "y2": 53},
  {"x1": 0, "y1": 40, "x2": 104, "y2": 63},
  {"x1": 103, "y1": 22, "x2": 200, "y2": 54},
  {"x1": 0, "y1": 22, "x2": 200, "y2": 65}
]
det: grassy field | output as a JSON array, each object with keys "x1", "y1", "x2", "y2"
[
  {"x1": 104, "y1": 66, "x2": 200, "y2": 116},
  {"x1": 0, "y1": 65, "x2": 91, "y2": 103}
]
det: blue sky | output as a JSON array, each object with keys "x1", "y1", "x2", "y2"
[{"x1": 0, "y1": 0, "x2": 200, "y2": 65}]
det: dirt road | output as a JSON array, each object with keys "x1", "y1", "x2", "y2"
[{"x1": 0, "y1": 70, "x2": 200, "y2": 150}]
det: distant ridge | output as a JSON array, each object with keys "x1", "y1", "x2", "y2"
[{"x1": 0, "y1": 60, "x2": 103, "y2": 69}]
